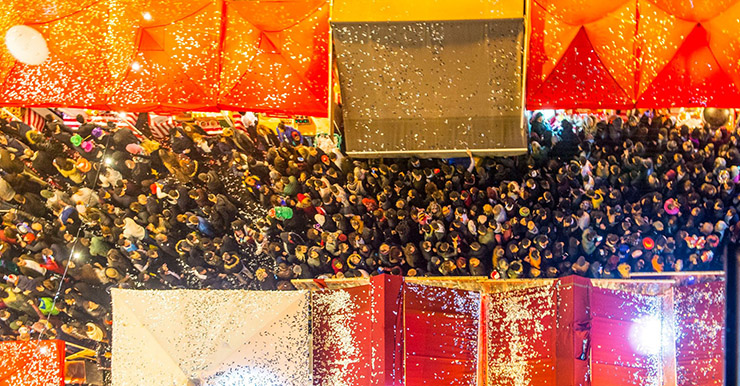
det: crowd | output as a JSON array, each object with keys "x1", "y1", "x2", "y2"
[{"x1": 0, "y1": 109, "x2": 737, "y2": 359}]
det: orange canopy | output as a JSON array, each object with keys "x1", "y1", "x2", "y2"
[
  {"x1": 527, "y1": 0, "x2": 740, "y2": 109},
  {"x1": 0, "y1": 0, "x2": 329, "y2": 116}
]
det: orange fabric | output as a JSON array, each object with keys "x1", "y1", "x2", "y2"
[
  {"x1": 528, "y1": 28, "x2": 634, "y2": 109},
  {"x1": 218, "y1": 0, "x2": 329, "y2": 116},
  {"x1": 0, "y1": 340, "x2": 66, "y2": 386},
  {"x1": 528, "y1": 0, "x2": 740, "y2": 109},
  {"x1": 647, "y1": 0, "x2": 740, "y2": 22},
  {"x1": 0, "y1": 0, "x2": 329, "y2": 116}
]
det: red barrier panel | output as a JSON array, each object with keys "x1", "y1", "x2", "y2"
[
  {"x1": 403, "y1": 283, "x2": 480, "y2": 385},
  {"x1": 484, "y1": 282, "x2": 558, "y2": 386},
  {"x1": 675, "y1": 281, "x2": 725, "y2": 386},
  {"x1": 312, "y1": 285, "x2": 373, "y2": 386}
]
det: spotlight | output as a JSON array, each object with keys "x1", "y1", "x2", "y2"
[
  {"x1": 142, "y1": 12, "x2": 152, "y2": 21},
  {"x1": 541, "y1": 110, "x2": 557, "y2": 121},
  {"x1": 629, "y1": 315, "x2": 662, "y2": 356}
]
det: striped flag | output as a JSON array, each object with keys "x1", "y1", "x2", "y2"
[
  {"x1": 231, "y1": 112, "x2": 245, "y2": 131},
  {"x1": 22, "y1": 108, "x2": 46, "y2": 131},
  {"x1": 149, "y1": 114, "x2": 178, "y2": 140},
  {"x1": 62, "y1": 113, "x2": 82, "y2": 131},
  {"x1": 87, "y1": 112, "x2": 146, "y2": 140},
  {"x1": 121, "y1": 112, "x2": 138, "y2": 129}
]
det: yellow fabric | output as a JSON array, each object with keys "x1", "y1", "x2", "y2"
[{"x1": 332, "y1": 0, "x2": 524, "y2": 22}]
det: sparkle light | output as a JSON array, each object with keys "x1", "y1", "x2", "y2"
[
  {"x1": 130, "y1": 61, "x2": 141, "y2": 71},
  {"x1": 629, "y1": 315, "x2": 663, "y2": 356},
  {"x1": 540, "y1": 109, "x2": 557, "y2": 120},
  {"x1": 206, "y1": 367, "x2": 283, "y2": 386},
  {"x1": 141, "y1": 11, "x2": 152, "y2": 21}
]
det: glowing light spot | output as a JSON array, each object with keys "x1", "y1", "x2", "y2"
[
  {"x1": 142, "y1": 12, "x2": 152, "y2": 21},
  {"x1": 629, "y1": 316, "x2": 663, "y2": 356}
]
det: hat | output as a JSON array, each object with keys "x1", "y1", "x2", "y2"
[
  {"x1": 642, "y1": 237, "x2": 655, "y2": 250},
  {"x1": 104, "y1": 267, "x2": 121, "y2": 280},
  {"x1": 76, "y1": 158, "x2": 92, "y2": 173}
]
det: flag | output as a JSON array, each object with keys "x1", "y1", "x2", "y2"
[
  {"x1": 121, "y1": 112, "x2": 138, "y2": 129},
  {"x1": 149, "y1": 114, "x2": 178, "y2": 140},
  {"x1": 62, "y1": 113, "x2": 81, "y2": 131},
  {"x1": 22, "y1": 108, "x2": 46, "y2": 131},
  {"x1": 231, "y1": 112, "x2": 245, "y2": 131},
  {"x1": 88, "y1": 112, "x2": 145, "y2": 140}
]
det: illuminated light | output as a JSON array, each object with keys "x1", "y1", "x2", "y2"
[
  {"x1": 131, "y1": 62, "x2": 141, "y2": 71},
  {"x1": 540, "y1": 110, "x2": 556, "y2": 120},
  {"x1": 142, "y1": 12, "x2": 152, "y2": 21},
  {"x1": 38, "y1": 345, "x2": 49, "y2": 355},
  {"x1": 629, "y1": 316, "x2": 663, "y2": 356},
  {"x1": 73, "y1": 252, "x2": 82, "y2": 260},
  {"x1": 5, "y1": 25, "x2": 49, "y2": 65},
  {"x1": 205, "y1": 367, "x2": 283, "y2": 385},
  {"x1": 104, "y1": 157, "x2": 113, "y2": 166}
]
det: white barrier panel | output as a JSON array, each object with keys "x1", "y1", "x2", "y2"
[{"x1": 112, "y1": 289, "x2": 311, "y2": 386}]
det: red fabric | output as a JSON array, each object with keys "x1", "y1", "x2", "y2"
[
  {"x1": 370, "y1": 274, "x2": 404, "y2": 386},
  {"x1": 636, "y1": 24, "x2": 740, "y2": 107},
  {"x1": 527, "y1": 10, "x2": 634, "y2": 109},
  {"x1": 674, "y1": 281, "x2": 725, "y2": 386},
  {"x1": 0, "y1": 340, "x2": 65, "y2": 386},
  {"x1": 403, "y1": 283, "x2": 479, "y2": 386},
  {"x1": 311, "y1": 285, "x2": 372, "y2": 386},
  {"x1": 0, "y1": 0, "x2": 329, "y2": 116},
  {"x1": 219, "y1": 0, "x2": 329, "y2": 116}
]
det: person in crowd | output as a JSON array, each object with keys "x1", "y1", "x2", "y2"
[{"x1": 0, "y1": 109, "x2": 737, "y2": 364}]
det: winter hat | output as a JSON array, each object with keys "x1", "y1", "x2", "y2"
[
  {"x1": 642, "y1": 237, "x2": 655, "y2": 250},
  {"x1": 273, "y1": 206, "x2": 293, "y2": 221}
]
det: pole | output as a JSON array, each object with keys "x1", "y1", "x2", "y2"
[{"x1": 726, "y1": 241, "x2": 739, "y2": 385}]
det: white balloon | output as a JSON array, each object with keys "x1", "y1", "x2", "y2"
[{"x1": 5, "y1": 25, "x2": 49, "y2": 66}]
